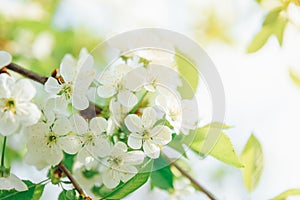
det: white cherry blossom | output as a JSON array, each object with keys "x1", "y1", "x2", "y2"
[
  {"x1": 124, "y1": 64, "x2": 182, "y2": 93},
  {"x1": 70, "y1": 114, "x2": 110, "y2": 170},
  {"x1": 0, "y1": 173, "x2": 28, "y2": 191},
  {"x1": 100, "y1": 142, "x2": 145, "y2": 189},
  {"x1": 25, "y1": 117, "x2": 80, "y2": 169},
  {"x1": 125, "y1": 107, "x2": 172, "y2": 159},
  {"x1": 44, "y1": 48, "x2": 96, "y2": 111},
  {"x1": 0, "y1": 73, "x2": 41, "y2": 136},
  {"x1": 97, "y1": 64, "x2": 138, "y2": 108},
  {"x1": 155, "y1": 94, "x2": 198, "y2": 135}
]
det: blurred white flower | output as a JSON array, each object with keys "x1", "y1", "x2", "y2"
[
  {"x1": 0, "y1": 50, "x2": 12, "y2": 67},
  {"x1": 168, "y1": 179, "x2": 195, "y2": 200},
  {"x1": 156, "y1": 94, "x2": 198, "y2": 134},
  {"x1": 97, "y1": 64, "x2": 138, "y2": 108},
  {"x1": 125, "y1": 107, "x2": 172, "y2": 159},
  {"x1": 25, "y1": 117, "x2": 80, "y2": 170},
  {"x1": 44, "y1": 48, "x2": 96, "y2": 110},
  {"x1": 0, "y1": 73, "x2": 41, "y2": 136},
  {"x1": 0, "y1": 173, "x2": 28, "y2": 192},
  {"x1": 100, "y1": 142, "x2": 144, "y2": 189}
]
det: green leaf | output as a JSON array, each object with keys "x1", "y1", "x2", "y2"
[
  {"x1": 184, "y1": 124, "x2": 242, "y2": 168},
  {"x1": 62, "y1": 152, "x2": 76, "y2": 173},
  {"x1": 150, "y1": 156, "x2": 174, "y2": 190},
  {"x1": 247, "y1": 27, "x2": 272, "y2": 53},
  {"x1": 209, "y1": 133, "x2": 243, "y2": 168},
  {"x1": 290, "y1": 68, "x2": 300, "y2": 88},
  {"x1": 272, "y1": 189, "x2": 300, "y2": 200},
  {"x1": 247, "y1": 7, "x2": 287, "y2": 53},
  {"x1": 175, "y1": 49, "x2": 199, "y2": 99},
  {"x1": 240, "y1": 134, "x2": 264, "y2": 192},
  {"x1": 58, "y1": 189, "x2": 78, "y2": 200},
  {"x1": 0, "y1": 180, "x2": 45, "y2": 200},
  {"x1": 167, "y1": 134, "x2": 187, "y2": 158},
  {"x1": 99, "y1": 159, "x2": 153, "y2": 199}
]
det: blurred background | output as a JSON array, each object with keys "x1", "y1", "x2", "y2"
[{"x1": 1, "y1": 0, "x2": 300, "y2": 199}]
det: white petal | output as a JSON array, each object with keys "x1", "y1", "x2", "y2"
[
  {"x1": 45, "y1": 97, "x2": 68, "y2": 116},
  {"x1": 46, "y1": 147, "x2": 64, "y2": 166},
  {"x1": 90, "y1": 138, "x2": 111, "y2": 158},
  {"x1": 44, "y1": 77, "x2": 60, "y2": 94},
  {"x1": 150, "y1": 125, "x2": 172, "y2": 145},
  {"x1": 17, "y1": 102, "x2": 41, "y2": 126},
  {"x1": 124, "y1": 114, "x2": 143, "y2": 133},
  {"x1": 60, "y1": 54, "x2": 77, "y2": 82},
  {"x1": 119, "y1": 165, "x2": 137, "y2": 182},
  {"x1": 0, "y1": 112, "x2": 19, "y2": 135},
  {"x1": 142, "y1": 107, "x2": 156, "y2": 129},
  {"x1": 8, "y1": 174, "x2": 28, "y2": 191},
  {"x1": 143, "y1": 140, "x2": 160, "y2": 159},
  {"x1": 0, "y1": 73, "x2": 13, "y2": 98},
  {"x1": 72, "y1": 93, "x2": 89, "y2": 110},
  {"x1": 123, "y1": 151, "x2": 144, "y2": 165},
  {"x1": 53, "y1": 117, "x2": 71, "y2": 135},
  {"x1": 127, "y1": 133, "x2": 143, "y2": 149},
  {"x1": 110, "y1": 142, "x2": 127, "y2": 157},
  {"x1": 102, "y1": 169, "x2": 120, "y2": 189},
  {"x1": 59, "y1": 135, "x2": 82, "y2": 154},
  {"x1": 0, "y1": 50, "x2": 12, "y2": 67},
  {"x1": 117, "y1": 90, "x2": 138, "y2": 108},
  {"x1": 155, "y1": 95, "x2": 168, "y2": 112},
  {"x1": 70, "y1": 114, "x2": 88, "y2": 134},
  {"x1": 123, "y1": 67, "x2": 147, "y2": 91},
  {"x1": 97, "y1": 85, "x2": 116, "y2": 98},
  {"x1": 98, "y1": 71, "x2": 115, "y2": 85},
  {"x1": 12, "y1": 79, "x2": 36, "y2": 101},
  {"x1": 90, "y1": 117, "x2": 108, "y2": 135},
  {"x1": 0, "y1": 177, "x2": 13, "y2": 190}
]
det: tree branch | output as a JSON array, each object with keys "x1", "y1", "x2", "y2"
[
  {"x1": 163, "y1": 154, "x2": 217, "y2": 200},
  {"x1": 58, "y1": 162, "x2": 87, "y2": 199},
  {"x1": 5, "y1": 63, "x2": 48, "y2": 84}
]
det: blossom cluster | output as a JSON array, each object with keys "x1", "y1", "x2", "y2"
[{"x1": 0, "y1": 48, "x2": 199, "y2": 196}]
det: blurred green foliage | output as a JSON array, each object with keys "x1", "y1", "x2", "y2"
[{"x1": 0, "y1": 0, "x2": 101, "y2": 76}]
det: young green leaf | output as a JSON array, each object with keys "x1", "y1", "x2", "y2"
[
  {"x1": 247, "y1": 7, "x2": 287, "y2": 53},
  {"x1": 0, "y1": 180, "x2": 45, "y2": 200},
  {"x1": 62, "y1": 152, "x2": 76, "y2": 173},
  {"x1": 209, "y1": 133, "x2": 244, "y2": 168},
  {"x1": 175, "y1": 49, "x2": 199, "y2": 99},
  {"x1": 150, "y1": 156, "x2": 174, "y2": 190},
  {"x1": 58, "y1": 189, "x2": 78, "y2": 200},
  {"x1": 99, "y1": 159, "x2": 153, "y2": 199},
  {"x1": 290, "y1": 68, "x2": 300, "y2": 88},
  {"x1": 240, "y1": 134, "x2": 264, "y2": 192},
  {"x1": 272, "y1": 189, "x2": 300, "y2": 200}
]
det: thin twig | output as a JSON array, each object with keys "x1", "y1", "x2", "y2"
[
  {"x1": 58, "y1": 162, "x2": 87, "y2": 198},
  {"x1": 5, "y1": 63, "x2": 48, "y2": 84},
  {"x1": 163, "y1": 154, "x2": 217, "y2": 200}
]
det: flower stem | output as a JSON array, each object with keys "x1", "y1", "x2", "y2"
[
  {"x1": 58, "y1": 162, "x2": 87, "y2": 199},
  {"x1": 163, "y1": 154, "x2": 217, "y2": 200},
  {"x1": 130, "y1": 91, "x2": 148, "y2": 114},
  {"x1": 1, "y1": 136, "x2": 7, "y2": 168}
]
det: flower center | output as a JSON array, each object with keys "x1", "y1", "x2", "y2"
[
  {"x1": 84, "y1": 132, "x2": 95, "y2": 146},
  {"x1": 46, "y1": 133, "x2": 57, "y2": 147},
  {"x1": 108, "y1": 156, "x2": 122, "y2": 167},
  {"x1": 2, "y1": 98, "x2": 16, "y2": 114},
  {"x1": 169, "y1": 108, "x2": 181, "y2": 121},
  {"x1": 58, "y1": 83, "x2": 72, "y2": 100}
]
